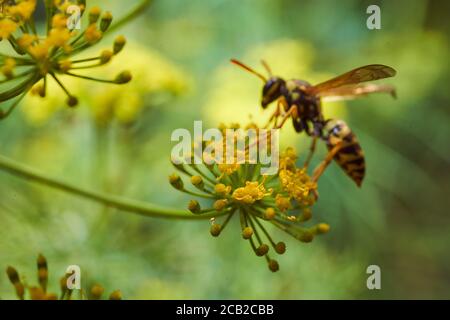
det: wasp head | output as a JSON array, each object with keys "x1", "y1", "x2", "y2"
[{"x1": 262, "y1": 77, "x2": 285, "y2": 108}]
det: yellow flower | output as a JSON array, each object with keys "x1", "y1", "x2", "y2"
[
  {"x1": 170, "y1": 142, "x2": 329, "y2": 272},
  {"x1": 218, "y1": 163, "x2": 240, "y2": 176},
  {"x1": 1, "y1": 58, "x2": 16, "y2": 79},
  {"x1": 84, "y1": 24, "x2": 102, "y2": 44},
  {"x1": 275, "y1": 194, "x2": 291, "y2": 212},
  {"x1": 279, "y1": 168, "x2": 317, "y2": 204},
  {"x1": 280, "y1": 147, "x2": 297, "y2": 170},
  {"x1": 6, "y1": 254, "x2": 122, "y2": 300},
  {"x1": 232, "y1": 181, "x2": 271, "y2": 204},
  {"x1": 0, "y1": 2, "x2": 146, "y2": 119},
  {"x1": 17, "y1": 34, "x2": 37, "y2": 48},
  {"x1": 6, "y1": 0, "x2": 36, "y2": 21},
  {"x1": 27, "y1": 42, "x2": 50, "y2": 61},
  {"x1": 51, "y1": 13, "x2": 68, "y2": 29},
  {"x1": 0, "y1": 18, "x2": 18, "y2": 39},
  {"x1": 47, "y1": 28, "x2": 72, "y2": 48}
]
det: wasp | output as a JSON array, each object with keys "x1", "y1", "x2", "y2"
[{"x1": 231, "y1": 59, "x2": 397, "y2": 187}]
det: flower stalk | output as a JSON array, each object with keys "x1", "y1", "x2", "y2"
[{"x1": 0, "y1": 154, "x2": 227, "y2": 220}]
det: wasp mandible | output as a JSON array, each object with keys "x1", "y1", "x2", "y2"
[{"x1": 231, "y1": 59, "x2": 397, "y2": 187}]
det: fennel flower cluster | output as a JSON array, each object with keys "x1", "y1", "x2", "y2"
[
  {"x1": 169, "y1": 124, "x2": 330, "y2": 272},
  {"x1": 20, "y1": 43, "x2": 190, "y2": 126},
  {"x1": 6, "y1": 254, "x2": 122, "y2": 300},
  {"x1": 0, "y1": 0, "x2": 131, "y2": 119}
]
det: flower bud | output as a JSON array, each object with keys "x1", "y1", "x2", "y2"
[
  {"x1": 264, "y1": 208, "x2": 276, "y2": 220},
  {"x1": 190, "y1": 175, "x2": 204, "y2": 189},
  {"x1": 256, "y1": 244, "x2": 269, "y2": 256},
  {"x1": 115, "y1": 71, "x2": 132, "y2": 84},
  {"x1": 91, "y1": 284, "x2": 104, "y2": 300},
  {"x1": 1, "y1": 58, "x2": 15, "y2": 79},
  {"x1": 169, "y1": 174, "x2": 183, "y2": 190},
  {"x1": 275, "y1": 195, "x2": 291, "y2": 212},
  {"x1": 316, "y1": 223, "x2": 330, "y2": 234},
  {"x1": 6, "y1": 267, "x2": 25, "y2": 300},
  {"x1": 210, "y1": 224, "x2": 221, "y2": 237},
  {"x1": 215, "y1": 183, "x2": 231, "y2": 196},
  {"x1": 113, "y1": 35, "x2": 126, "y2": 54},
  {"x1": 100, "y1": 12, "x2": 113, "y2": 32},
  {"x1": 67, "y1": 96, "x2": 79, "y2": 107},
  {"x1": 300, "y1": 208, "x2": 312, "y2": 221},
  {"x1": 38, "y1": 268, "x2": 48, "y2": 291},
  {"x1": 188, "y1": 200, "x2": 201, "y2": 214},
  {"x1": 242, "y1": 227, "x2": 253, "y2": 239},
  {"x1": 89, "y1": 6, "x2": 101, "y2": 24},
  {"x1": 6, "y1": 266, "x2": 20, "y2": 284},
  {"x1": 31, "y1": 83, "x2": 46, "y2": 97},
  {"x1": 275, "y1": 242, "x2": 286, "y2": 254},
  {"x1": 84, "y1": 24, "x2": 102, "y2": 44},
  {"x1": 213, "y1": 199, "x2": 228, "y2": 211},
  {"x1": 6, "y1": 266, "x2": 26, "y2": 299},
  {"x1": 268, "y1": 259, "x2": 279, "y2": 272},
  {"x1": 100, "y1": 50, "x2": 113, "y2": 64},
  {"x1": 109, "y1": 290, "x2": 122, "y2": 300}
]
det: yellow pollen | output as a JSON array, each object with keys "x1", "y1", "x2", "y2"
[
  {"x1": 17, "y1": 34, "x2": 37, "y2": 48},
  {"x1": 51, "y1": 14, "x2": 67, "y2": 29},
  {"x1": 47, "y1": 28, "x2": 71, "y2": 47},
  {"x1": 232, "y1": 180, "x2": 271, "y2": 205},
  {"x1": 6, "y1": 0, "x2": 36, "y2": 21},
  {"x1": 28, "y1": 43, "x2": 49, "y2": 61},
  {"x1": 0, "y1": 19, "x2": 18, "y2": 39},
  {"x1": 1, "y1": 58, "x2": 16, "y2": 79},
  {"x1": 84, "y1": 24, "x2": 102, "y2": 44},
  {"x1": 275, "y1": 194, "x2": 291, "y2": 212}
]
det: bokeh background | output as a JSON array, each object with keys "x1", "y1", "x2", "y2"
[{"x1": 0, "y1": 0, "x2": 449, "y2": 299}]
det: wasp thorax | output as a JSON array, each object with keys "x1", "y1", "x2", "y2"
[{"x1": 262, "y1": 77, "x2": 285, "y2": 108}]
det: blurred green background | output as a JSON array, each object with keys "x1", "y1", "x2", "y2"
[{"x1": 0, "y1": 0, "x2": 449, "y2": 299}]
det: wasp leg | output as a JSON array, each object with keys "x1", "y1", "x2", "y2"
[
  {"x1": 265, "y1": 98, "x2": 287, "y2": 129},
  {"x1": 264, "y1": 103, "x2": 280, "y2": 129},
  {"x1": 275, "y1": 105, "x2": 297, "y2": 129},
  {"x1": 312, "y1": 142, "x2": 344, "y2": 183},
  {"x1": 303, "y1": 137, "x2": 317, "y2": 168}
]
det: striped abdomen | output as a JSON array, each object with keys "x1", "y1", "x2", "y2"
[{"x1": 325, "y1": 120, "x2": 365, "y2": 187}]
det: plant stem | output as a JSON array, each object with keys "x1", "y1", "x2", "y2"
[
  {"x1": 0, "y1": 154, "x2": 225, "y2": 220},
  {"x1": 107, "y1": 0, "x2": 153, "y2": 34}
]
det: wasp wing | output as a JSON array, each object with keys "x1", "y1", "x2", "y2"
[
  {"x1": 320, "y1": 83, "x2": 396, "y2": 102},
  {"x1": 308, "y1": 64, "x2": 396, "y2": 95}
]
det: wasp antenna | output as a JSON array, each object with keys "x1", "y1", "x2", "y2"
[
  {"x1": 261, "y1": 60, "x2": 272, "y2": 76},
  {"x1": 230, "y1": 59, "x2": 267, "y2": 82}
]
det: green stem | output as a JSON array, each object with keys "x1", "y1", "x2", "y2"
[
  {"x1": 106, "y1": 0, "x2": 153, "y2": 34},
  {"x1": 64, "y1": 71, "x2": 117, "y2": 84},
  {"x1": 0, "y1": 154, "x2": 226, "y2": 220}
]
